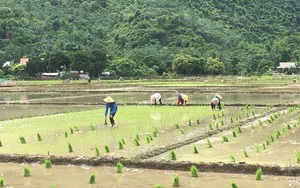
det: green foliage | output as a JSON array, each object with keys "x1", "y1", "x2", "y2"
[
  {"x1": 0, "y1": 178, "x2": 4, "y2": 187},
  {"x1": 229, "y1": 155, "x2": 236, "y2": 162},
  {"x1": 243, "y1": 149, "x2": 249, "y2": 158},
  {"x1": 68, "y1": 143, "x2": 73, "y2": 153},
  {"x1": 95, "y1": 147, "x2": 100, "y2": 156},
  {"x1": 19, "y1": 136, "x2": 26, "y2": 144},
  {"x1": 231, "y1": 181, "x2": 238, "y2": 188},
  {"x1": 104, "y1": 145, "x2": 110, "y2": 153},
  {"x1": 190, "y1": 165, "x2": 199, "y2": 177},
  {"x1": 173, "y1": 176, "x2": 180, "y2": 187},
  {"x1": 116, "y1": 162, "x2": 123, "y2": 173},
  {"x1": 206, "y1": 138, "x2": 212, "y2": 148},
  {"x1": 119, "y1": 141, "x2": 124, "y2": 149},
  {"x1": 44, "y1": 159, "x2": 52, "y2": 168},
  {"x1": 37, "y1": 133, "x2": 42, "y2": 141},
  {"x1": 193, "y1": 145, "x2": 199, "y2": 154},
  {"x1": 222, "y1": 136, "x2": 229, "y2": 143},
  {"x1": 170, "y1": 150, "x2": 177, "y2": 160},
  {"x1": 255, "y1": 168, "x2": 263, "y2": 180},
  {"x1": 89, "y1": 173, "x2": 96, "y2": 184},
  {"x1": 24, "y1": 166, "x2": 30, "y2": 177}
]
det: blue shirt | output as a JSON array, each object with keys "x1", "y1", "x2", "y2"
[{"x1": 104, "y1": 102, "x2": 117, "y2": 116}]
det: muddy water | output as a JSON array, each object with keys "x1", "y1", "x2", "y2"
[
  {"x1": 0, "y1": 92, "x2": 298, "y2": 104},
  {"x1": 0, "y1": 163, "x2": 299, "y2": 188}
]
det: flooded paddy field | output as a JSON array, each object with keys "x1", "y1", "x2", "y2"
[{"x1": 1, "y1": 79, "x2": 300, "y2": 187}]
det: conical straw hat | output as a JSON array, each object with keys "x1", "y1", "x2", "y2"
[
  {"x1": 104, "y1": 96, "x2": 114, "y2": 103},
  {"x1": 215, "y1": 93, "x2": 222, "y2": 100},
  {"x1": 182, "y1": 95, "x2": 189, "y2": 101}
]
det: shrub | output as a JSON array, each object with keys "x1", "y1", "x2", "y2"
[
  {"x1": 173, "y1": 176, "x2": 180, "y2": 187},
  {"x1": 190, "y1": 165, "x2": 199, "y2": 177}
]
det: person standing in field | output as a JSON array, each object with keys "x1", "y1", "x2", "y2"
[
  {"x1": 150, "y1": 93, "x2": 163, "y2": 106},
  {"x1": 211, "y1": 93, "x2": 222, "y2": 110},
  {"x1": 176, "y1": 93, "x2": 188, "y2": 106},
  {"x1": 104, "y1": 96, "x2": 118, "y2": 126}
]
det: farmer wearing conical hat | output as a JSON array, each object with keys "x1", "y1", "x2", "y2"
[
  {"x1": 104, "y1": 96, "x2": 118, "y2": 126},
  {"x1": 150, "y1": 93, "x2": 162, "y2": 106},
  {"x1": 176, "y1": 93, "x2": 188, "y2": 106},
  {"x1": 211, "y1": 93, "x2": 222, "y2": 110}
]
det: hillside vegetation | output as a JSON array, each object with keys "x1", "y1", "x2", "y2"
[{"x1": 0, "y1": 0, "x2": 299, "y2": 78}]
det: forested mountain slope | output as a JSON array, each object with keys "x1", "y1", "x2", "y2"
[{"x1": 0, "y1": 0, "x2": 299, "y2": 78}]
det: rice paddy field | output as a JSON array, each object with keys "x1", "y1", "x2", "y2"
[{"x1": 1, "y1": 76, "x2": 300, "y2": 187}]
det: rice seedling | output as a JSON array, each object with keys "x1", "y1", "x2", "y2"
[
  {"x1": 222, "y1": 136, "x2": 229, "y2": 143},
  {"x1": 206, "y1": 138, "x2": 212, "y2": 148},
  {"x1": 231, "y1": 117, "x2": 234, "y2": 123},
  {"x1": 19, "y1": 136, "x2": 26, "y2": 144},
  {"x1": 190, "y1": 165, "x2": 199, "y2": 177},
  {"x1": 237, "y1": 126, "x2": 243, "y2": 133},
  {"x1": 231, "y1": 181, "x2": 238, "y2": 188},
  {"x1": 153, "y1": 130, "x2": 157, "y2": 137},
  {"x1": 270, "y1": 135, "x2": 274, "y2": 142},
  {"x1": 197, "y1": 119, "x2": 200, "y2": 124},
  {"x1": 147, "y1": 135, "x2": 153, "y2": 141},
  {"x1": 258, "y1": 120, "x2": 262, "y2": 126},
  {"x1": 44, "y1": 159, "x2": 52, "y2": 168},
  {"x1": 70, "y1": 127, "x2": 74, "y2": 134},
  {"x1": 173, "y1": 176, "x2": 180, "y2": 187},
  {"x1": 238, "y1": 114, "x2": 242, "y2": 120},
  {"x1": 235, "y1": 115, "x2": 239, "y2": 121},
  {"x1": 90, "y1": 125, "x2": 95, "y2": 131},
  {"x1": 170, "y1": 150, "x2": 177, "y2": 160},
  {"x1": 135, "y1": 133, "x2": 140, "y2": 141},
  {"x1": 262, "y1": 143, "x2": 266, "y2": 149},
  {"x1": 146, "y1": 136, "x2": 150, "y2": 143},
  {"x1": 68, "y1": 143, "x2": 73, "y2": 153},
  {"x1": 251, "y1": 124, "x2": 254, "y2": 129},
  {"x1": 213, "y1": 114, "x2": 217, "y2": 120},
  {"x1": 246, "y1": 112, "x2": 249, "y2": 118},
  {"x1": 296, "y1": 151, "x2": 300, "y2": 163},
  {"x1": 251, "y1": 110, "x2": 255, "y2": 116},
  {"x1": 255, "y1": 144, "x2": 259, "y2": 153},
  {"x1": 229, "y1": 155, "x2": 236, "y2": 162},
  {"x1": 74, "y1": 126, "x2": 79, "y2": 131},
  {"x1": 95, "y1": 147, "x2": 100, "y2": 156},
  {"x1": 175, "y1": 123, "x2": 180, "y2": 129},
  {"x1": 243, "y1": 149, "x2": 249, "y2": 158},
  {"x1": 255, "y1": 168, "x2": 262, "y2": 180},
  {"x1": 134, "y1": 138, "x2": 140, "y2": 146},
  {"x1": 37, "y1": 133, "x2": 42, "y2": 141},
  {"x1": 215, "y1": 122, "x2": 219, "y2": 129},
  {"x1": 179, "y1": 128, "x2": 185, "y2": 134},
  {"x1": 122, "y1": 138, "x2": 126, "y2": 144},
  {"x1": 232, "y1": 130, "x2": 237, "y2": 138},
  {"x1": 246, "y1": 104, "x2": 249, "y2": 110},
  {"x1": 209, "y1": 123, "x2": 213, "y2": 130},
  {"x1": 193, "y1": 145, "x2": 199, "y2": 154},
  {"x1": 64, "y1": 131, "x2": 68, "y2": 137},
  {"x1": 267, "y1": 119, "x2": 272, "y2": 124},
  {"x1": 24, "y1": 166, "x2": 30, "y2": 177},
  {"x1": 118, "y1": 141, "x2": 124, "y2": 149},
  {"x1": 265, "y1": 139, "x2": 270, "y2": 145},
  {"x1": 0, "y1": 178, "x2": 4, "y2": 187},
  {"x1": 270, "y1": 115, "x2": 274, "y2": 121},
  {"x1": 188, "y1": 120, "x2": 192, "y2": 126},
  {"x1": 116, "y1": 162, "x2": 123, "y2": 173},
  {"x1": 89, "y1": 173, "x2": 96, "y2": 184},
  {"x1": 104, "y1": 145, "x2": 110, "y2": 153},
  {"x1": 0, "y1": 140, "x2": 2, "y2": 147},
  {"x1": 222, "y1": 111, "x2": 224, "y2": 116},
  {"x1": 155, "y1": 184, "x2": 164, "y2": 188},
  {"x1": 221, "y1": 120, "x2": 224, "y2": 126}
]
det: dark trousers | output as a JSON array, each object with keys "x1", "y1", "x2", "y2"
[
  {"x1": 110, "y1": 113, "x2": 116, "y2": 125},
  {"x1": 154, "y1": 99, "x2": 163, "y2": 106}
]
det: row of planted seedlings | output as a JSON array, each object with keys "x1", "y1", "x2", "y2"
[
  {"x1": 151, "y1": 104, "x2": 278, "y2": 162},
  {"x1": 0, "y1": 159, "x2": 125, "y2": 187},
  {"x1": 166, "y1": 104, "x2": 300, "y2": 166}
]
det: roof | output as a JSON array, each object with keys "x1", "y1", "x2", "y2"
[
  {"x1": 20, "y1": 58, "x2": 29, "y2": 65},
  {"x1": 277, "y1": 62, "x2": 297, "y2": 69},
  {"x1": 42, "y1": 73, "x2": 59, "y2": 76}
]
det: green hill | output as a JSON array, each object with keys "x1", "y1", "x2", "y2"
[{"x1": 0, "y1": 0, "x2": 299, "y2": 78}]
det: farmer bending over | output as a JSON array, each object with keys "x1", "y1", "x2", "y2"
[
  {"x1": 211, "y1": 93, "x2": 222, "y2": 110},
  {"x1": 104, "y1": 96, "x2": 118, "y2": 126},
  {"x1": 150, "y1": 93, "x2": 163, "y2": 106},
  {"x1": 176, "y1": 94, "x2": 188, "y2": 106}
]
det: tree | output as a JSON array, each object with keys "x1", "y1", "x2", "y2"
[{"x1": 205, "y1": 57, "x2": 225, "y2": 75}]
